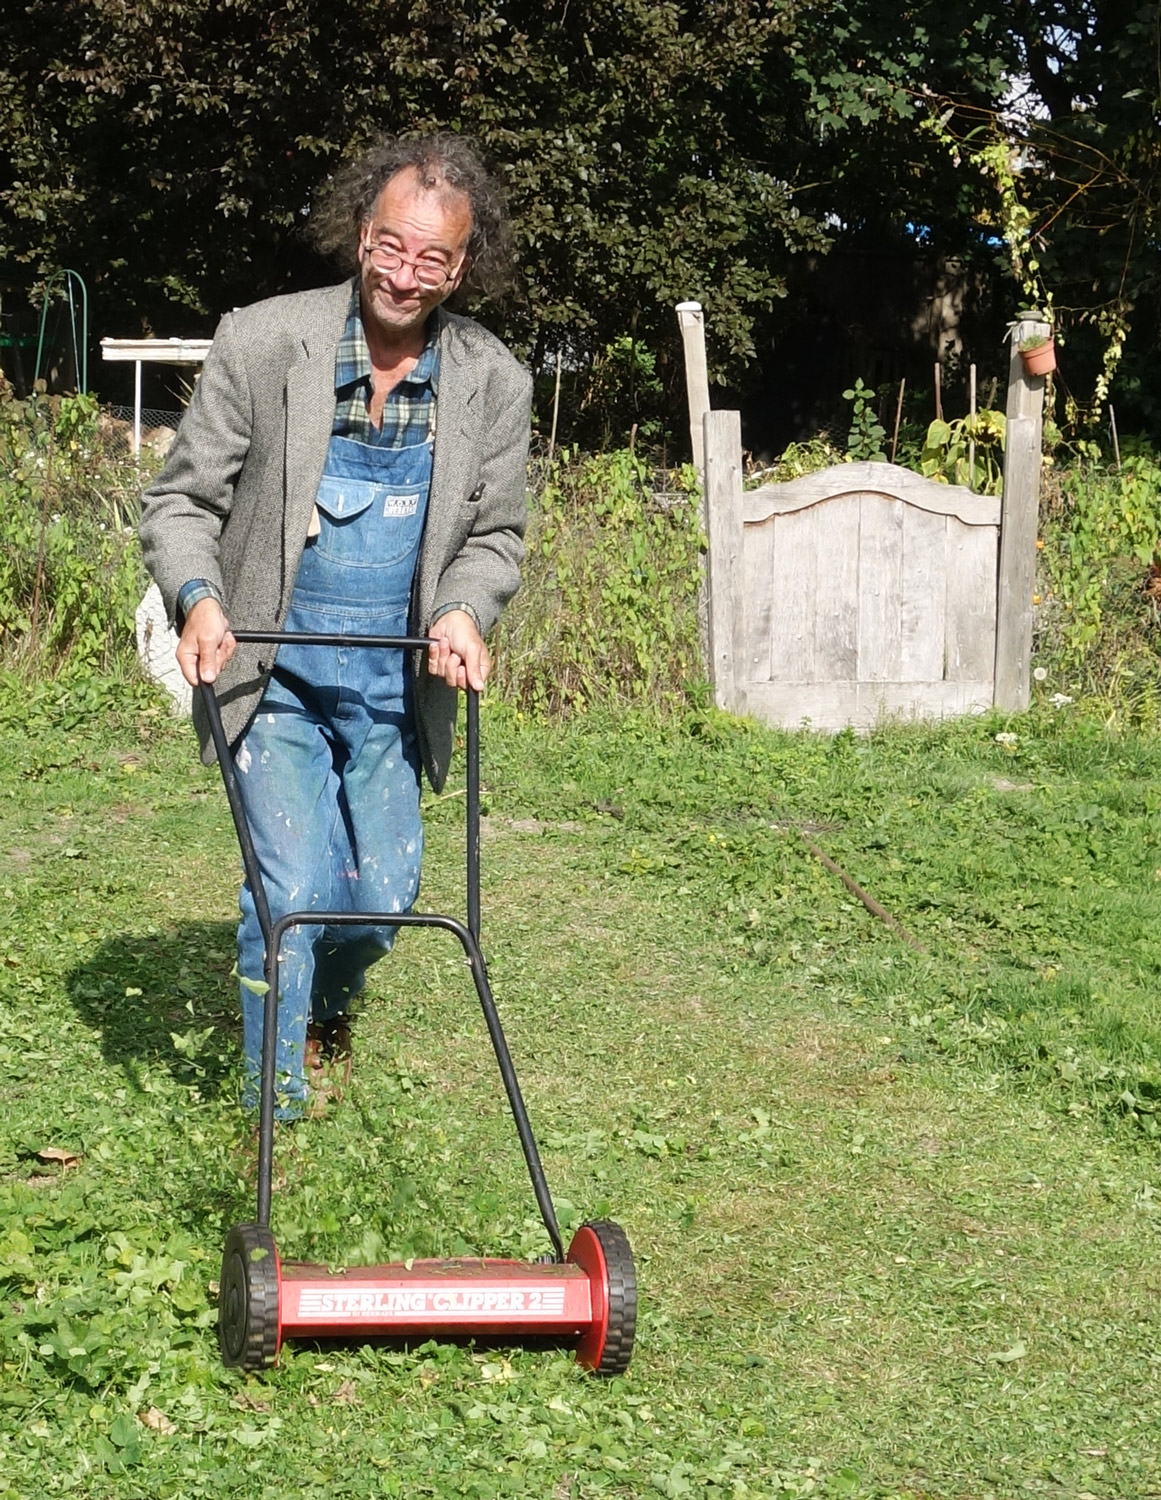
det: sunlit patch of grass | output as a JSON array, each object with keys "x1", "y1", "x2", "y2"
[{"x1": 1, "y1": 685, "x2": 1160, "y2": 1498}]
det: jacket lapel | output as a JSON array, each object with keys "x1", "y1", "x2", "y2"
[
  {"x1": 418, "y1": 316, "x2": 480, "y2": 616},
  {"x1": 282, "y1": 286, "x2": 350, "y2": 610}
]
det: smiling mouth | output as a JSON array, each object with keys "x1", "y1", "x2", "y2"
[{"x1": 373, "y1": 283, "x2": 423, "y2": 306}]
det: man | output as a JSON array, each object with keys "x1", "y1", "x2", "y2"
[{"x1": 139, "y1": 133, "x2": 532, "y2": 1117}]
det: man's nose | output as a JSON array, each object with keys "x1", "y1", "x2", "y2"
[{"x1": 386, "y1": 258, "x2": 421, "y2": 291}]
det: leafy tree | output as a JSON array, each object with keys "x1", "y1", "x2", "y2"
[
  {"x1": 0, "y1": 0, "x2": 830, "y2": 429},
  {"x1": 2, "y1": 0, "x2": 1155, "y2": 443}
]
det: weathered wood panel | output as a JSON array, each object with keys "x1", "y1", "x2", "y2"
[
  {"x1": 946, "y1": 523, "x2": 999, "y2": 681},
  {"x1": 724, "y1": 459, "x2": 1002, "y2": 731},
  {"x1": 768, "y1": 508, "x2": 818, "y2": 683},
  {"x1": 745, "y1": 462, "x2": 1000, "y2": 527},
  {"x1": 811, "y1": 492, "x2": 859, "y2": 681},
  {"x1": 994, "y1": 315, "x2": 1051, "y2": 711},
  {"x1": 856, "y1": 494, "x2": 904, "y2": 682},
  {"x1": 703, "y1": 410, "x2": 746, "y2": 712},
  {"x1": 899, "y1": 504, "x2": 947, "y2": 682},
  {"x1": 746, "y1": 678, "x2": 995, "y2": 732},
  {"x1": 742, "y1": 500, "x2": 775, "y2": 684}
]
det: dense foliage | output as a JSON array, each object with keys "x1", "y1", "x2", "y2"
[
  {"x1": 0, "y1": 391, "x2": 145, "y2": 674},
  {"x1": 493, "y1": 450, "x2": 705, "y2": 715},
  {"x1": 3, "y1": 1, "x2": 1157, "y2": 442}
]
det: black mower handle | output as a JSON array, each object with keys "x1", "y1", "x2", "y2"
[
  {"x1": 197, "y1": 632, "x2": 566, "y2": 1260},
  {"x1": 201, "y1": 630, "x2": 482, "y2": 943}
]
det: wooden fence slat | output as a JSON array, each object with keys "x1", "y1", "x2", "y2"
[
  {"x1": 703, "y1": 409, "x2": 746, "y2": 711},
  {"x1": 676, "y1": 302, "x2": 710, "y2": 485},
  {"x1": 994, "y1": 315, "x2": 1050, "y2": 711},
  {"x1": 900, "y1": 507, "x2": 947, "y2": 681},
  {"x1": 810, "y1": 492, "x2": 860, "y2": 682},
  {"x1": 994, "y1": 414, "x2": 1041, "y2": 709},
  {"x1": 857, "y1": 494, "x2": 904, "y2": 682},
  {"x1": 946, "y1": 524, "x2": 1000, "y2": 681},
  {"x1": 742, "y1": 502, "x2": 775, "y2": 684},
  {"x1": 769, "y1": 510, "x2": 817, "y2": 682}
]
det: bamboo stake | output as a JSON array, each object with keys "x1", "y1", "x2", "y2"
[
  {"x1": 890, "y1": 377, "x2": 906, "y2": 463},
  {"x1": 968, "y1": 362, "x2": 977, "y2": 491},
  {"x1": 798, "y1": 833, "x2": 927, "y2": 953},
  {"x1": 1109, "y1": 403, "x2": 1122, "y2": 470},
  {"x1": 934, "y1": 361, "x2": 943, "y2": 423},
  {"x1": 547, "y1": 350, "x2": 563, "y2": 464}
]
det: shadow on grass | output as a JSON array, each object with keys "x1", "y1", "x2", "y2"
[{"x1": 65, "y1": 920, "x2": 240, "y2": 1098}]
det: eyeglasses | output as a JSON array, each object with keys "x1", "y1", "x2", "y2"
[{"x1": 361, "y1": 229, "x2": 463, "y2": 290}]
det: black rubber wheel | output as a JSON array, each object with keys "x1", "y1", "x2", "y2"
[
  {"x1": 218, "y1": 1223, "x2": 280, "y2": 1370},
  {"x1": 570, "y1": 1218, "x2": 637, "y2": 1376}
]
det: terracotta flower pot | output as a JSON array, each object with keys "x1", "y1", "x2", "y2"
[{"x1": 1019, "y1": 338, "x2": 1057, "y2": 377}]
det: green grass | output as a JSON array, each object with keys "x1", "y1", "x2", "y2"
[{"x1": 1, "y1": 685, "x2": 1160, "y2": 1499}]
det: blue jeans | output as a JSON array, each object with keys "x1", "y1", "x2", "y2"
[{"x1": 234, "y1": 431, "x2": 431, "y2": 1114}]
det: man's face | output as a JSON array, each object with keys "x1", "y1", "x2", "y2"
[{"x1": 357, "y1": 167, "x2": 473, "y2": 343}]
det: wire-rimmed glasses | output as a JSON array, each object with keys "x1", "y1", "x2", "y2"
[{"x1": 361, "y1": 228, "x2": 464, "y2": 290}]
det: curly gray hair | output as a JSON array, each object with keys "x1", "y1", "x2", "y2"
[{"x1": 308, "y1": 131, "x2": 513, "y2": 297}]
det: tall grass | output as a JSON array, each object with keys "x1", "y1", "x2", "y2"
[
  {"x1": 1033, "y1": 444, "x2": 1161, "y2": 727},
  {"x1": 0, "y1": 391, "x2": 147, "y2": 677},
  {"x1": 492, "y1": 448, "x2": 704, "y2": 715}
]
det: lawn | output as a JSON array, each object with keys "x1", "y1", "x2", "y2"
[{"x1": 1, "y1": 685, "x2": 1159, "y2": 1499}]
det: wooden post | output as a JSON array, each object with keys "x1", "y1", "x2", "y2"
[
  {"x1": 676, "y1": 301, "x2": 710, "y2": 485},
  {"x1": 994, "y1": 314, "x2": 1050, "y2": 711},
  {"x1": 968, "y1": 362, "x2": 977, "y2": 490},
  {"x1": 703, "y1": 409, "x2": 746, "y2": 712},
  {"x1": 890, "y1": 377, "x2": 905, "y2": 463},
  {"x1": 547, "y1": 351, "x2": 563, "y2": 463}
]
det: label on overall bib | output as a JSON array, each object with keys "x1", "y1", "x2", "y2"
[{"x1": 383, "y1": 492, "x2": 421, "y2": 518}]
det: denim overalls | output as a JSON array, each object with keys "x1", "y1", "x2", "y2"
[{"x1": 233, "y1": 429, "x2": 432, "y2": 1112}]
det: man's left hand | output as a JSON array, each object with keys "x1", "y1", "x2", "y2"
[{"x1": 427, "y1": 610, "x2": 490, "y2": 692}]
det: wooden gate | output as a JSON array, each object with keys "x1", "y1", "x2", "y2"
[{"x1": 704, "y1": 444, "x2": 1002, "y2": 731}]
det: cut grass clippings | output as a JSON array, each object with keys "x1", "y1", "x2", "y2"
[{"x1": 0, "y1": 683, "x2": 1159, "y2": 1499}]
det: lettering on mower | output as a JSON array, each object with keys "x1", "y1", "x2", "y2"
[{"x1": 294, "y1": 1286, "x2": 568, "y2": 1320}]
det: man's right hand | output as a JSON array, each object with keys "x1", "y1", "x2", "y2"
[{"x1": 176, "y1": 598, "x2": 237, "y2": 686}]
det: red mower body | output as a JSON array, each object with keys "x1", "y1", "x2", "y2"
[
  {"x1": 219, "y1": 1221, "x2": 635, "y2": 1375},
  {"x1": 281, "y1": 1259, "x2": 592, "y2": 1342}
]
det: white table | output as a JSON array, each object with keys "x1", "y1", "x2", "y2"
[{"x1": 100, "y1": 337, "x2": 213, "y2": 456}]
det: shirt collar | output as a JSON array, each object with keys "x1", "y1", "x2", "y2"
[{"x1": 335, "y1": 283, "x2": 443, "y2": 394}]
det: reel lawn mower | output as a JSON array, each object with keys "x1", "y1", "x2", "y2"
[{"x1": 202, "y1": 631, "x2": 637, "y2": 1375}]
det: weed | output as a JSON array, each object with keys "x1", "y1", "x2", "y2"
[
  {"x1": 493, "y1": 448, "x2": 704, "y2": 715},
  {"x1": 918, "y1": 408, "x2": 1006, "y2": 493},
  {"x1": 842, "y1": 378, "x2": 887, "y2": 462},
  {"x1": 0, "y1": 390, "x2": 150, "y2": 678}
]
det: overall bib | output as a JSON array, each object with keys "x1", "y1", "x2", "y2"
[{"x1": 233, "y1": 430, "x2": 432, "y2": 1113}]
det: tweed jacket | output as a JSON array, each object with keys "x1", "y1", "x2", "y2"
[{"x1": 139, "y1": 281, "x2": 532, "y2": 793}]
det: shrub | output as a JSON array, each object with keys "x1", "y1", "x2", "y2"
[
  {"x1": 1039, "y1": 446, "x2": 1161, "y2": 657},
  {"x1": 493, "y1": 448, "x2": 704, "y2": 715},
  {"x1": 1032, "y1": 444, "x2": 1161, "y2": 726},
  {"x1": 0, "y1": 390, "x2": 147, "y2": 676}
]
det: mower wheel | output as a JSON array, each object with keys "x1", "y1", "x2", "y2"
[
  {"x1": 218, "y1": 1222, "x2": 281, "y2": 1370},
  {"x1": 568, "y1": 1219, "x2": 637, "y2": 1375}
]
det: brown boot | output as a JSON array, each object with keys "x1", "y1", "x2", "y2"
[{"x1": 305, "y1": 1016, "x2": 353, "y2": 1114}]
